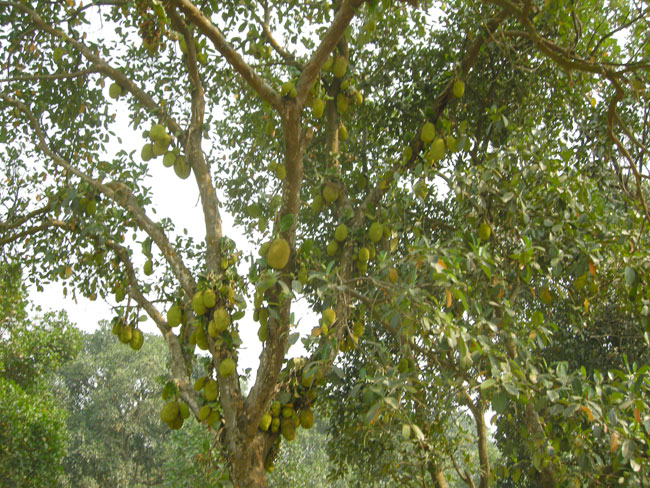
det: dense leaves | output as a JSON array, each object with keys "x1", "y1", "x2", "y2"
[{"x1": 1, "y1": 0, "x2": 648, "y2": 485}]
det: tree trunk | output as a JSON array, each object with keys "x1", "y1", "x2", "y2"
[{"x1": 229, "y1": 441, "x2": 268, "y2": 488}]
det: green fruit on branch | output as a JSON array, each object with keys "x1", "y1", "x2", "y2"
[
  {"x1": 332, "y1": 56, "x2": 347, "y2": 78},
  {"x1": 452, "y1": 79, "x2": 465, "y2": 98},
  {"x1": 300, "y1": 408, "x2": 314, "y2": 429},
  {"x1": 257, "y1": 323, "x2": 268, "y2": 342},
  {"x1": 119, "y1": 324, "x2": 133, "y2": 344},
  {"x1": 271, "y1": 417, "x2": 280, "y2": 433},
  {"x1": 168, "y1": 415, "x2": 184, "y2": 430},
  {"x1": 358, "y1": 246, "x2": 370, "y2": 263},
  {"x1": 427, "y1": 138, "x2": 445, "y2": 162},
  {"x1": 143, "y1": 259, "x2": 153, "y2": 276},
  {"x1": 322, "y1": 308, "x2": 336, "y2": 326},
  {"x1": 152, "y1": 138, "x2": 170, "y2": 157},
  {"x1": 368, "y1": 222, "x2": 383, "y2": 243},
  {"x1": 162, "y1": 151, "x2": 176, "y2": 167},
  {"x1": 141, "y1": 143, "x2": 154, "y2": 162},
  {"x1": 193, "y1": 376, "x2": 207, "y2": 391},
  {"x1": 281, "y1": 418, "x2": 296, "y2": 441},
  {"x1": 219, "y1": 358, "x2": 236, "y2": 378},
  {"x1": 322, "y1": 183, "x2": 339, "y2": 203},
  {"x1": 204, "y1": 379, "x2": 219, "y2": 401},
  {"x1": 206, "y1": 409, "x2": 220, "y2": 427},
  {"x1": 211, "y1": 307, "x2": 230, "y2": 334},
  {"x1": 179, "y1": 402, "x2": 190, "y2": 419},
  {"x1": 311, "y1": 98, "x2": 325, "y2": 119},
  {"x1": 203, "y1": 289, "x2": 216, "y2": 308},
  {"x1": 259, "y1": 412, "x2": 272, "y2": 431},
  {"x1": 322, "y1": 56, "x2": 333, "y2": 72},
  {"x1": 336, "y1": 93, "x2": 348, "y2": 114},
  {"x1": 266, "y1": 238, "x2": 290, "y2": 270},
  {"x1": 281, "y1": 81, "x2": 294, "y2": 96},
  {"x1": 109, "y1": 82, "x2": 123, "y2": 99},
  {"x1": 334, "y1": 223, "x2": 348, "y2": 242},
  {"x1": 420, "y1": 122, "x2": 435, "y2": 144},
  {"x1": 161, "y1": 400, "x2": 180, "y2": 423},
  {"x1": 195, "y1": 326, "x2": 209, "y2": 351},
  {"x1": 167, "y1": 304, "x2": 182, "y2": 327},
  {"x1": 478, "y1": 222, "x2": 491, "y2": 241},
  {"x1": 198, "y1": 404, "x2": 211, "y2": 421},
  {"x1": 173, "y1": 156, "x2": 191, "y2": 179},
  {"x1": 353, "y1": 90, "x2": 363, "y2": 106},
  {"x1": 271, "y1": 401, "x2": 281, "y2": 417},
  {"x1": 129, "y1": 328, "x2": 144, "y2": 350},
  {"x1": 326, "y1": 240, "x2": 339, "y2": 257},
  {"x1": 338, "y1": 123, "x2": 348, "y2": 141},
  {"x1": 149, "y1": 124, "x2": 167, "y2": 142},
  {"x1": 192, "y1": 291, "x2": 207, "y2": 316},
  {"x1": 445, "y1": 135, "x2": 458, "y2": 152}
]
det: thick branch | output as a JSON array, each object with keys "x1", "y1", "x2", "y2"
[
  {"x1": 295, "y1": 0, "x2": 365, "y2": 105},
  {"x1": 166, "y1": 5, "x2": 223, "y2": 273},
  {"x1": 170, "y1": 0, "x2": 282, "y2": 111}
]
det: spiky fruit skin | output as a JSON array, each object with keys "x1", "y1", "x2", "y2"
[
  {"x1": 312, "y1": 98, "x2": 325, "y2": 119},
  {"x1": 193, "y1": 376, "x2": 206, "y2": 391},
  {"x1": 161, "y1": 401, "x2": 180, "y2": 423},
  {"x1": 143, "y1": 260, "x2": 153, "y2": 276},
  {"x1": 167, "y1": 304, "x2": 182, "y2": 327},
  {"x1": 173, "y1": 156, "x2": 191, "y2": 179},
  {"x1": 204, "y1": 380, "x2": 218, "y2": 401},
  {"x1": 129, "y1": 329, "x2": 144, "y2": 350},
  {"x1": 427, "y1": 138, "x2": 446, "y2": 162},
  {"x1": 281, "y1": 418, "x2": 296, "y2": 441},
  {"x1": 338, "y1": 124, "x2": 348, "y2": 141},
  {"x1": 108, "y1": 83, "x2": 122, "y2": 99},
  {"x1": 368, "y1": 222, "x2": 383, "y2": 243},
  {"x1": 453, "y1": 80, "x2": 465, "y2": 98},
  {"x1": 211, "y1": 307, "x2": 230, "y2": 334},
  {"x1": 168, "y1": 415, "x2": 184, "y2": 430},
  {"x1": 326, "y1": 240, "x2": 339, "y2": 257},
  {"x1": 219, "y1": 358, "x2": 236, "y2": 378},
  {"x1": 259, "y1": 413, "x2": 272, "y2": 431},
  {"x1": 334, "y1": 224, "x2": 348, "y2": 242},
  {"x1": 141, "y1": 143, "x2": 154, "y2": 162},
  {"x1": 192, "y1": 291, "x2": 207, "y2": 316},
  {"x1": 420, "y1": 122, "x2": 435, "y2": 144},
  {"x1": 266, "y1": 238, "x2": 290, "y2": 270},
  {"x1": 322, "y1": 183, "x2": 339, "y2": 203},
  {"x1": 198, "y1": 405, "x2": 211, "y2": 421},
  {"x1": 332, "y1": 56, "x2": 347, "y2": 78},
  {"x1": 206, "y1": 410, "x2": 220, "y2": 427},
  {"x1": 478, "y1": 222, "x2": 491, "y2": 241},
  {"x1": 195, "y1": 326, "x2": 209, "y2": 351},
  {"x1": 311, "y1": 195, "x2": 324, "y2": 213},
  {"x1": 149, "y1": 124, "x2": 167, "y2": 141},
  {"x1": 300, "y1": 409, "x2": 314, "y2": 429},
  {"x1": 271, "y1": 417, "x2": 280, "y2": 433},
  {"x1": 336, "y1": 93, "x2": 348, "y2": 114},
  {"x1": 358, "y1": 247, "x2": 370, "y2": 263},
  {"x1": 179, "y1": 402, "x2": 190, "y2": 419},
  {"x1": 322, "y1": 308, "x2": 336, "y2": 326},
  {"x1": 203, "y1": 289, "x2": 217, "y2": 308},
  {"x1": 162, "y1": 151, "x2": 177, "y2": 167}
]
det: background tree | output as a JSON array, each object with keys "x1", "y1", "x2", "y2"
[
  {"x1": 54, "y1": 321, "x2": 227, "y2": 487},
  {"x1": 1, "y1": 0, "x2": 648, "y2": 486},
  {"x1": 0, "y1": 264, "x2": 81, "y2": 487}
]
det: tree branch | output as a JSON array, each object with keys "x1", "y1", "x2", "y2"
[
  {"x1": 295, "y1": 0, "x2": 365, "y2": 105},
  {"x1": 1, "y1": 93, "x2": 196, "y2": 300},
  {"x1": 170, "y1": 0, "x2": 282, "y2": 111}
]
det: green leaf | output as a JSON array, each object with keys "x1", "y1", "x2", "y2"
[{"x1": 279, "y1": 213, "x2": 295, "y2": 232}]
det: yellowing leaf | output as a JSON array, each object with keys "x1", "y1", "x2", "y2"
[
  {"x1": 445, "y1": 288, "x2": 452, "y2": 308},
  {"x1": 610, "y1": 431, "x2": 619, "y2": 453},
  {"x1": 580, "y1": 405, "x2": 594, "y2": 422},
  {"x1": 589, "y1": 259, "x2": 596, "y2": 276}
]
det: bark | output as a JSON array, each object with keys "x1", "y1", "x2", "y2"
[
  {"x1": 431, "y1": 465, "x2": 450, "y2": 488},
  {"x1": 229, "y1": 434, "x2": 270, "y2": 488}
]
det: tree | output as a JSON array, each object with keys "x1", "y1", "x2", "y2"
[
  {"x1": 0, "y1": 265, "x2": 81, "y2": 487},
  {"x1": 54, "y1": 322, "x2": 227, "y2": 487},
  {"x1": 1, "y1": 0, "x2": 648, "y2": 486}
]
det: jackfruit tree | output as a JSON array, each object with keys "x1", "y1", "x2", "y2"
[{"x1": 1, "y1": 0, "x2": 649, "y2": 486}]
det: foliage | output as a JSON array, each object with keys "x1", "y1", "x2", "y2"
[
  {"x1": 55, "y1": 322, "x2": 226, "y2": 488},
  {"x1": 1, "y1": 0, "x2": 649, "y2": 486},
  {"x1": 0, "y1": 265, "x2": 80, "y2": 487},
  {"x1": 0, "y1": 377, "x2": 69, "y2": 488}
]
